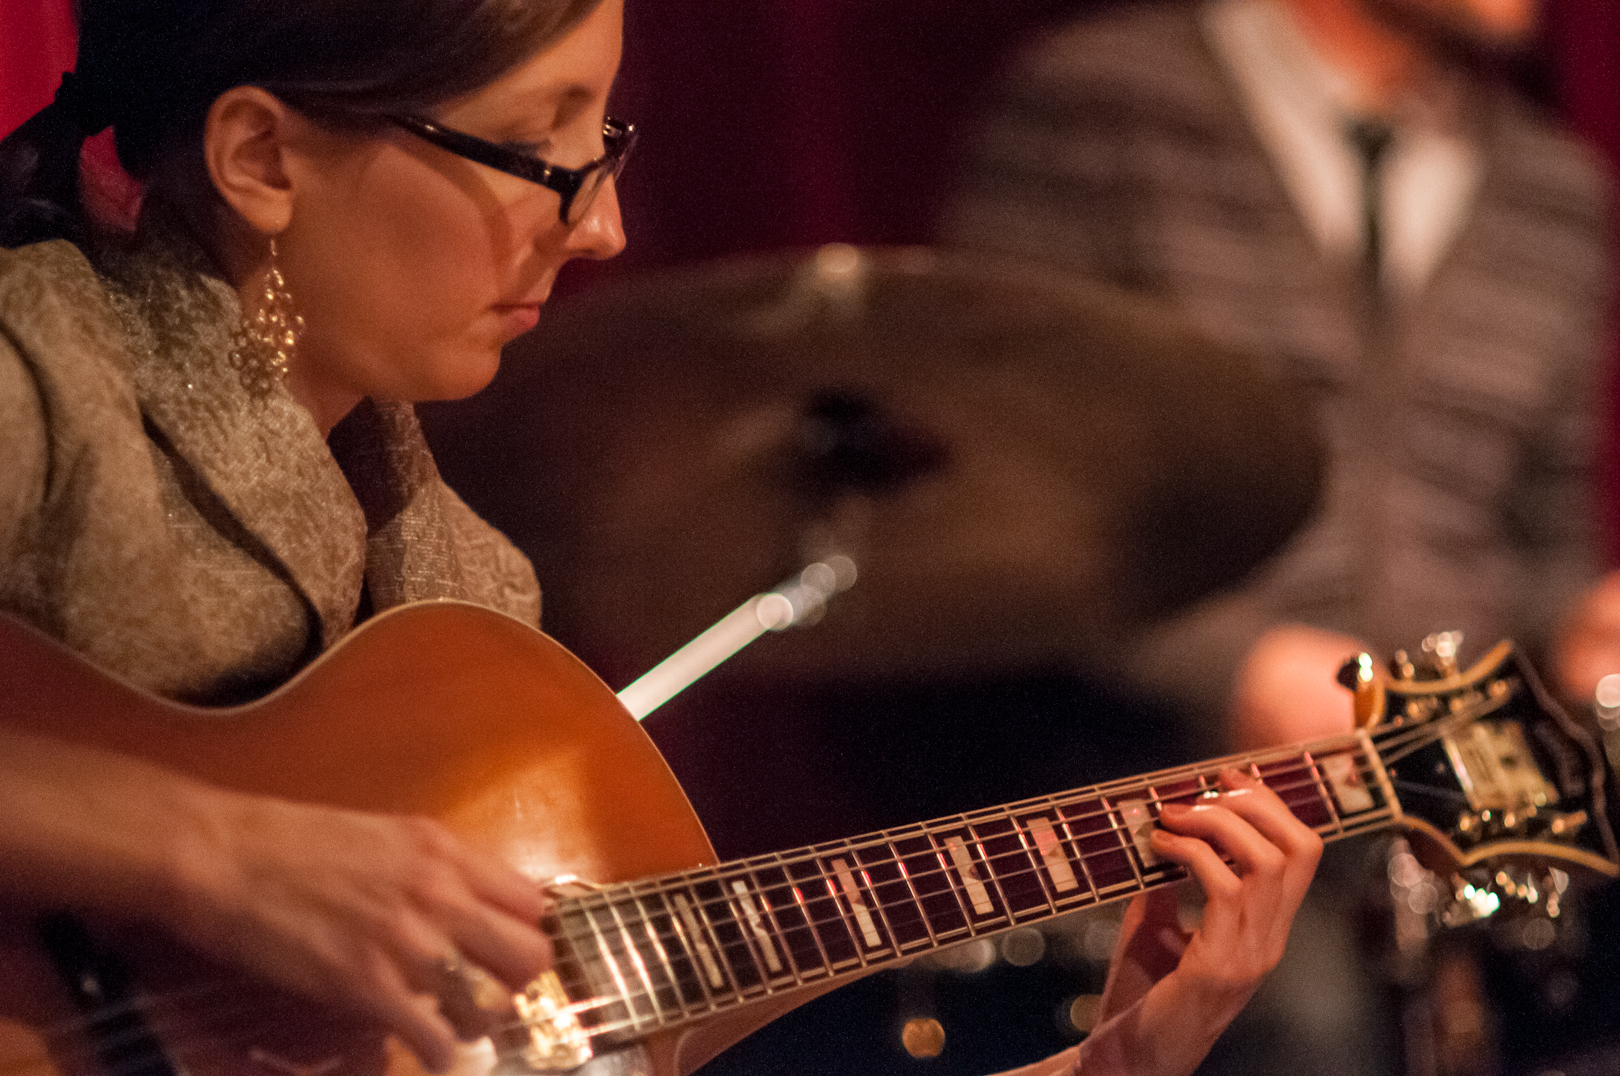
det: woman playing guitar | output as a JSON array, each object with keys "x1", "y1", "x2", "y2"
[{"x1": 0, "y1": 2, "x2": 1322, "y2": 1074}]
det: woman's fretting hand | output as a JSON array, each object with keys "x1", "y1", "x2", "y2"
[{"x1": 1076, "y1": 769, "x2": 1323, "y2": 1076}]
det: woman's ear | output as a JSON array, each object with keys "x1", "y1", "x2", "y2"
[{"x1": 203, "y1": 86, "x2": 296, "y2": 236}]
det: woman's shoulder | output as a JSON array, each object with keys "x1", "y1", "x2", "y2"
[
  {"x1": 1, "y1": 237, "x2": 106, "y2": 308},
  {"x1": 0, "y1": 239, "x2": 136, "y2": 387}
]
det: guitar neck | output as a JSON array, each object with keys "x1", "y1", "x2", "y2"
[{"x1": 548, "y1": 729, "x2": 1402, "y2": 1045}]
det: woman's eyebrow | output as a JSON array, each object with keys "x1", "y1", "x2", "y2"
[
  {"x1": 552, "y1": 87, "x2": 594, "y2": 124},
  {"x1": 494, "y1": 84, "x2": 593, "y2": 135}
]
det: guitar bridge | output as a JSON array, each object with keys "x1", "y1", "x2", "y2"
[{"x1": 492, "y1": 970, "x2": 594, "y2": 1074}]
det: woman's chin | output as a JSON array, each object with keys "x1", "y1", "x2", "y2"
[{"x1": 412, "y1": 350, "x2": 503, "y2": 402}]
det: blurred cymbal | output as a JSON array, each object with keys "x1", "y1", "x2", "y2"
[{"x1": 423, "y1": 245, "x2": 1322, "y2": 686}]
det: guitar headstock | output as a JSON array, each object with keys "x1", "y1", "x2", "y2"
[{"x1": 1344, "y1": 633, "x2": 1619, "y2": 922}]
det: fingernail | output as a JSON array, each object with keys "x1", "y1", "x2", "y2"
[{"x1": 1159, "y1": 802, "x2": 1191, "y2": 817}]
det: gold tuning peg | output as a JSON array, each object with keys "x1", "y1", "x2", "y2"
[{"x1": 1337, "y1": 651, "x2": 1385, "y2": 728}]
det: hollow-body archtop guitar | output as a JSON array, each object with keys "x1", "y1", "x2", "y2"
[{"x1": 0, "y1": 602, "x2": 1613, "y2": 1076}]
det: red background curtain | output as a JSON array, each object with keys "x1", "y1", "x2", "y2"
[{"x1": 5, "y1": 0, "x2": 1619, "y2": 549}]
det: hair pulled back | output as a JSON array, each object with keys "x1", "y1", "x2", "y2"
[{"x1": 0, "y1": 0, "x2": 605, "y2": 247}]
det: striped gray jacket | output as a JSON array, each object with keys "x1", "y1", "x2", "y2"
[{"x1": 942, "y1": 0, "x2": 1611, "y2": 716}]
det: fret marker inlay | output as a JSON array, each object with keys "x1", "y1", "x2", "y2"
[
  {"x1": 672, "y1": 892, "x2": 724, "y2": 988},
  {"x1": 1117, "y1": 800, "x2": 1160, "y2": 865},
  {"x1": 731, "y1": 880, "x2": 784, "y2": 972},
  {"x1": 1025, "y1": 816, "x2": 1079, "y2": 893},
  {"x1": 831, "y1": 858, "x2": 883, "y2": 948},
  {"x1": 1322, "y1": 754, "x2": 1375, "y2": 812},
  {"x1": 944, "y1": 837, "x2": 994, "y2": 914}
]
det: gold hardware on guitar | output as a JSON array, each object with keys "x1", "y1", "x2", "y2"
[
  {"x1": 1340, "y1": 630, "x2": 1615, "y2": 1076},
  {"x1": 500, "y1": 972, "x2": 595, "y2": 1074}
]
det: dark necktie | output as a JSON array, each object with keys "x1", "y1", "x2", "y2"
[{"x1": 1346, "y1": 118, "x2": 1394, "y2": 290}]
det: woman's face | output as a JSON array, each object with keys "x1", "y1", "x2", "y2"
[{"x1": 277, "y1": 0, "x2": 626, "y2": 430}]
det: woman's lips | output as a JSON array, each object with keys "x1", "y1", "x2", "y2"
[{"x1": 493, "y1": 303, "x2": 541, "y2": 336}]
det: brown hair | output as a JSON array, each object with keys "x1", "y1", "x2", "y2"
[{"x1": 1, "y1": 0, "x2": 606, "y2": 246}]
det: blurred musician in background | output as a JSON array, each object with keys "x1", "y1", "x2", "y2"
[
  {"x1": 946, "y1": 0, "x2": 1615, "y2": 746},
  {"x1": 945, "y1": 0, "x2": 1617, "y2": 1071}
]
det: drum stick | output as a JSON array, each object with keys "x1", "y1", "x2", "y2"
[{"x1": 616, "y1": 554, "x2": 857, "y2": 720}]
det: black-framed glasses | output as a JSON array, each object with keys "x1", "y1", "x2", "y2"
[{"x1": 388, "y1": 114, "x2": 636, "y2": 225}]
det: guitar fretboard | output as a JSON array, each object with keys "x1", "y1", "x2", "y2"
[{"x1": 548, "y1": 732, "x2": 1399, "y2": 1046}]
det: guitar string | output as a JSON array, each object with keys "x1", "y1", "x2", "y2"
[
  {"x1": 28, "y1": 726, "x2": 1471, "y2": 1068},
  {"x1": 521, "y1": 757, "x2": 1408, "y2": 1036},
  {"x1": 550, "y1": 752, "x2": 1393, "y2": 955},
  {"x1": 418, "y1": 764, "x2": 1374, "y2": 1044},
  {"x1": 10, "y1": 713, "x2": 1485, "y2": 1067},
  {"x1": 561, "y1": 747, "x2": 1388, "y2": 923},
  {"x1": 528, "y1": 705, "x2": 1494, "y2": 1036},
  {"x1": 49, "y1": 748, "x2": 1514, "y2": 1067},
  {"x1": 536, "y1": 717, "x2": 1493, "y2": 1033},
  {"x1": 3, "y1": 759, "x2": 1331, "y2": 1076}
]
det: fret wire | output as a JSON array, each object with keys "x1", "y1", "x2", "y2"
[
  {"x1": 925, "y1": 824, "x2": 985, "y2": 936},
  {"x1": 659, "y1": 887, "x2": 720, "y2": 1010},
  {"x1": 557, "y1": 800, "x2": 1388, "y2": 967},
  {"x1": 592, "y1": 799, "x2": 1397, "y2": 989},
  {"x1": 849, "y1": 847, "x2": 908, "y2": 958},
  {"x1": 686, "y1": 881, "x2": 747, "y2": 1002},
  {"x1": 1055, "y1": 805, "x2": 1104, "y2": 906},
  {"x1": 724, "y1": 877, "x2": 779, "y2": 989},
  {"x1": 964, "y1": 817, "x2": 1025, "y2": 923},
  {"x1": 885, "y1": 833, "x2": 941, "y2": 950},
  {"x1": 1084, "y1": 738, "x2": 1355, "y2": 798},
  {"x1": 582, "y1": 903, "x2": 636, "y2": 1031},
  {"x1": 692, "y1": 892, "x2": 780, "y2": 988},
  {"x1": 603, "y1": 897, "x2": 661, "y2": 1031},
  {"x1": 1008, "y1": 808, "x2": 1063, "y2": 916},
  {"x1": 788, "y1": 874, "x2": 839, "y2": 977},
  {"x1": 581, "y1": 756, "x2": 1396, "y2": 942},
  {"x1": 752, "y1": 854, "x2": 810, "y2": 986},
  {"x1": 661, "y1": 874, "x2": 814, "y2": 981},
  {"x1": 571, "y1": 738, "x2": 1416, "y2": 944},
  {"x1": 511, "y1": 783, "x2": 1397, "y2": 1050},
  {"x1": 1004, "y1": 804, "x2": 1403, "y2": 913},
  {"x1": 1302, "y1": 750, "x2": 1347, "y2": 837},
  {"x1": 544, "y1": 802, "x2": 1411, "y2": 1032},
  {"x1": 842, "y1": 743, "x2": 1383, "y2": 866},
  {"x1": 819, "y1": 845, "x2": 880, "y2": 968},
  {"x1": 633, "y1": 893, "x2": 695, "y2": 1022},
  {"x1": 1101, "y1": 794, "x2": 1151, "y2": 891},
  {"x1": 1358, "y1": 728, "x2": 1406, "y2": 816}
]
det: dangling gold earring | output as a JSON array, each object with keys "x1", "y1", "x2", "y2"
[{"x1": 229, "y1": 235, "x2": 304, "y2": 394}]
